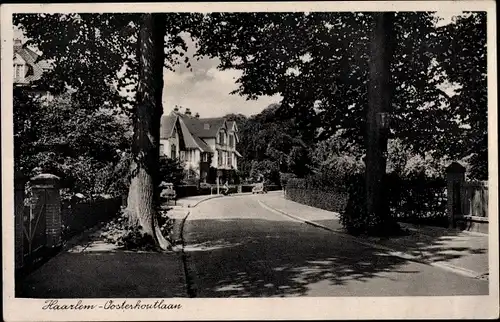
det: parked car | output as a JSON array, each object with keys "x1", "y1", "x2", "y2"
[{"x1": 252, "y1": 182, "x2": 268, "y2": 194}]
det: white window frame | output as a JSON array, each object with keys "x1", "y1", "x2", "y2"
[
  {"x1": 14, "y1": 64, "x2": 24, "y2": 80},
  {"x1": 171, "y1": 144, "x2": 176, "y2": 159}
]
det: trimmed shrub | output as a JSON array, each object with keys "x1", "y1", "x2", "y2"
[
  {"x1": 340, "y1": 174, "x2": 403, "y2": 236},
  {"x1": 286, "y1": 177, "x2": 348, "y2": 213},
  {"x1": 385, "y1": 172, "x2": 447, "y2": 227},
  {"x1": 175, "y1": 185, "x2": 199, "y2": 199}
]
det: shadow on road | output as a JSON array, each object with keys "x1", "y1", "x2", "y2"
[
  {"x1": 184, "y1": 218, "x2": 488, "y2": 297},
  {"x1": 16, "y1": 251, "x2": 187, "y2": 298}
]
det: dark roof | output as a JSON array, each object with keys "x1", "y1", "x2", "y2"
[
  {"x1": 160, "y1": 112, "x2": 214, "y2": 152},
  {"x1": 160, "y1": 111, "x2": 240, "y2": 154},
  {"x1": 160, "y1": 114, "x2": 177, "y2": 139},
  {"x1": 13, "y1": 44, "x2": 50, "y2": 84},
  {"x1": 192, "y1": 135, "x2": 213, "y2": 152},
  {"x1": 181, "y1": 115, "x2": 227, "y2": 138}
]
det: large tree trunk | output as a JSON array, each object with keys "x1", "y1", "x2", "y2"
[
  {"x1": 366, "y1": 13, "x2": 395, "y2": 230},
  {"x1": 126, "y1": 13, "x2": 171, "y2": 250}
]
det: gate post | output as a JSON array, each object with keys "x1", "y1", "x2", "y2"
[
  {"x1": 30, "y1": 174, "x2": 61, "y2": 248},
  {"x1": 14, "y1": 175, "x2": 27, "y2": 270},
  {"x1": 446, "y1": 162, "x2": 466, "y2": 228}
]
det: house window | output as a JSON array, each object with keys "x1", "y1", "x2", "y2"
[
  {"x1": 229, "y1": 135, "x2": 234, "y2": 148},
  {"x1": 14, "y1": 64, "x2": 24, "y2": 80},
  {"x1": 171, "y1": 144, "x2": 176, "y2": 159},
  {"x1": 219, "y1": 131, "x2": 226, "y2": 145},
  {"x1": 217, "y1": 151, "x2": 223, "y2": 166},
  {"x1": 159, "y1": 143, "x2": 165, "y2": 155},
  {"x1": 227, "y1": 153, "x2": 232, "y2": 167},
  {"x1": 180, "y1": 151, "x2": 185, "y2": 161},
  {"x1": 204, "y1": 123, "x2": 210, "y2": 130},
  {"x1": 202, "y1": 153, "x2": 208, "y2": 162}
]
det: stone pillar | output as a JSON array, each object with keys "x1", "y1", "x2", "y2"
[
  {"x1": 14, "y1": 176, "x2": 27, "y2": 270},
  {"x1": 446, "y1": 162, "x2": 466, "y2": 228},
  {"x1": 30, "y1": 174, "x2": 61, "y2": 248}
]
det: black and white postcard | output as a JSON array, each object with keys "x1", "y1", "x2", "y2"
[{"x1": 1, "y1": 1, "x2": 498, "y2": 320}]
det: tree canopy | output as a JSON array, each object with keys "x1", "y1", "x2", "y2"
[{"x1": 195, "y1": 12, "x2": 488, "y2": 179}]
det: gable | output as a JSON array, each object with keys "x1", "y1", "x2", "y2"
[
  {"x1": 160, "y1": 114, "x2": 178, "y2": 139},
  {"x1": 13, "y1": 53, "x2": 25, "y2": 64}
]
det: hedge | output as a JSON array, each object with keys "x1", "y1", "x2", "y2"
[
  {"x1": 286, "y1": 172, "x2": 449, "y2": 234},
  {"x1": 61, "y1": 196, "x2": 122, "y2": 240},
  {"x1": 285, "y1": 177, "x2": 348, "y2": 213}
]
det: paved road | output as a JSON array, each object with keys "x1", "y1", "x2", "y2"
[{"x1": 183, "y1": 194, "x2": 488, "y2": 297}]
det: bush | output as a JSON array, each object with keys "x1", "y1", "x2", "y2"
[
  {"x1": 101, "y1": 207, "x2": 174, "y2": 251},
  {"x1": 339, "y1": 174, "x2": 367, "y2": 235},
  {"x1": 286, "y1": 172, "x2": 403, "y2": 236},
  {"x1": 385, "y1": 172, "x2": 447, "y2": 227},
  {"x1": 100, "y1": 210, "x2": 157, "y2": 251},
  {"x1": 340, "y1": 174, "x2": 404, "y2": 236},
  {"x1": 175, "y1": 185, "x2": 199, "y2": 199},
  {"x1": 159, "y1": 157, "x2": 184, "y2": 187}
]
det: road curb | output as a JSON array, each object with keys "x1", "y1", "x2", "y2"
[
  {"x1": 189, "y1": 195, "x2": 223, "y2": 208},
  {"x1": 181, "y1": 191, "x2": 276, "y2": 208},
  {"x1": 177, "y1": 209, "x2": 197, "y2": 298},
  {"x1": 258, "y1": 200, "x2": 486, "y2": 280}
]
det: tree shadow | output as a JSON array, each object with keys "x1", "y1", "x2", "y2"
[{"x1": 184, "y1": 218, "x2": 488, "y2": 297}]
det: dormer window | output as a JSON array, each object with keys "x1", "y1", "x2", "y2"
[
  {"x1": 219, "y1": 131, "x2": 226, "y2": 145},
  {"x1": 229, "y1": 135, "x2": 235, "y2": 148},
  {"x1": 14, "y1": 63, "x2": 24, "y2": 80}
]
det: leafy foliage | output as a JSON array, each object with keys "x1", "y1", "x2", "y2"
[
  {"x1": 14, "y1": 88, "x2": 131, "y2": 197},
  {"x1": 195, "y1": 12, "x2": 487, "y2": 178},
  {"x1": 158, "y1": 156, "x2": 185, "y2": 187},
  {"x1": 433, "y1": 12, "x2": 487, "y2": 179},
  {"x1": 14, "y1": 13, "x2": 202, "y2": 113},
  {"x1": 101, "y1": 207, "x2": 174, "y2": 250},
  {"x1": 228, "y1": 104, "x2": 312, "y2": 183}
]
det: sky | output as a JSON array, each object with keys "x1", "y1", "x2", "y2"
[
  {"x1": 162, "y1": 10, "x2": 465, "y2": 118},
  {"x1": 162, "y1": 45, "x2": 282, "y2": 118},
  {"x1": 14, "y1": 10, "x2": 465, "y2": 119}
]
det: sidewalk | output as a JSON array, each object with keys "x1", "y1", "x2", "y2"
[
  {"x1": 17, "y1": 210, "x2": 191, "y2": 298},
  {"x1": 260, "y1": 195, "x2": 489, "y2": 279}
]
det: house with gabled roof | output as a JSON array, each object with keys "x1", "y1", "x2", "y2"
[
  {"x1": 13, "y1": 38, "x2": 56, "y2": 104},
  {"x1": 160, "y1": 107, "x2": 242, "y2": 184},
  {"x1": 13, "y1": 39, "x2": 51, "y2": 86}
]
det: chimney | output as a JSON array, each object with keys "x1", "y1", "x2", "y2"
[
  {"x1": 195, "y1": 112, "x2": 200, "y2": 118},
  {"x1": 185, "y1": 108, "x2": 192, "y2": 116},
  {"x1": 13, "y1": 39, "x2": 22, "y2": 51}
]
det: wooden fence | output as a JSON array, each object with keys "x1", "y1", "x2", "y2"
[{"x1": 460, "y1": 181, "x2": 488, "y2": 218}]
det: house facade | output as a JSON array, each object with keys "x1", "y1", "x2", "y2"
[
  {"x1": 160, "y1": 107, "x2": 242, "y2": 184},
  {"x1": 13, "y1": 39, "x2": 51, "y2": 91}
]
